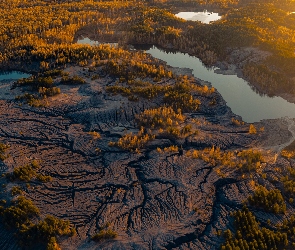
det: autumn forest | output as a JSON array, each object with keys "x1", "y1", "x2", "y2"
[{"x1": 1, "y1": 0, "x2": 295, "y2": 250}]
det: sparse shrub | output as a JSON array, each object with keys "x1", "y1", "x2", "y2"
[
  {"x1": 60, "y1": 75, "x2": 86, "y2": 85},
  {"x1": 136, "y1": 107, "x2": 195, "y2": 138},
  {"x1": 128, "y1": 95, "x2": 139, "y2": 101},
  {"x1": 35, "y1": 215, "x2": 75, "y2": 239},
  {"x1": 11, "y1": 161, "x2": 40, "y2": 182},
  {"x1": 41, "y1": 69, "x2": 68, "y2": 78},
  {"x1": 238, "y1": 149, "x2": 263, "y2": 173},
  {"x1": 109, "y1": 127, "x2": 155, "y2": 151},
  {"x1": 156, "y1": 147, "x2": 163, "y2": 153},
  {"x1": 106, "y1": 85, "x2": 131, "y2": 96},
  {"x1": 91, "y1": 229, "x2": 117, "y2": 242},
  {"x1": 157, "y1": 145, "x2": 179, "y2": 153},
  {"x1": 249, "y1": 124, "x2": 257, "y2": 134},
  {"x1": 164, "y1": 126, "x2": 181, "y2": 137},
  {"x1": 15, "y1": 93, "x2": 46, "y2": 107},
  {"x1": 180, "y1": 124, "x2": 192, "y2": 135},
  {"x1": 136, "y1": 106, "x2": 185, "y2": 129},
  {"x1": 38, "y1": 87, "x2": 61, "y2": 97},
  {"x1": 231, "y1": 118, "x2": 244, "y2": 126},
  {"x1": 36, "y1": 174, "x2": 52, "y2": 182},
  {"x1": 186, "y1": 147, "x2": 263, "y2": 174},
  {"x1": 281, "y1": 140, "x2": 295, "y2": 159},
  {"x1": 88, "y1": 131, "x2": 101, "y2": 139},
  {"x1": 0, "y1": 199, "x2": 6, "y2": 205},
  {"x1": 91, "y1": 74, "x2": 100, "y2": 80},
  {"x1": 0, "y1": 143, "x2": 9, "y2": 161},
  {"x1": 163, "y1": 145, "x2": 179, "y2": 153},
  {"x1": 163, "y1": 80, "x2": 205, "y2": 112},
  {"x1": 46, "y1": 237, "x2": 61, "y2": 250},
  {"x1": 11, "y1": 186, "x2": 23, "y2": 196},
  {"x1": 186, "y1": 146, "x2": 235, "y2": 168},
  {"x1": 14, "y1": 76, "x2": 54, "y2": 90},
  {"x1": 164, "y1": 91, "x2": 200, "y2": 113}
]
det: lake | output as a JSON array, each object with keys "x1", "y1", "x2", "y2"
[
  {"x1": 75, "y1": 36, "x2": 295, "y2": 123},
  {"x1": 0, "y1": 71, "x2": 30, "y2": 81},
  {"x1": 175, "y1": 11, "x2": 221, "y2": 24},
  {"x1": 146, "y1": 46, "x2": 295, "y2": 123}
]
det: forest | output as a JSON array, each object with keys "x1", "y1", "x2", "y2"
[
  {"x1": 1, "y1": 0, "x2": 295, "y2": 250},
  {"x1": 0, "y1": 0, "x2": 294, "y2": 97}
]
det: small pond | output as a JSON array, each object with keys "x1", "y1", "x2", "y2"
[
  {"x1": 0, "y1": 71, "x2": 30, "y2": 81},
  {"x1": 77, "y1": 37, "x2": 118, "y2": 47},
  {"x1": 175, "y1": 11, "x2": 221, "y2": 23},
  {"x1": 146, "y1": 46, "x2": 295, "y2": 123}
]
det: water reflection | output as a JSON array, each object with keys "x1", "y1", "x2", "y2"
[
  {"x1": 76, "y1": 37, "x2": 118, "y2": 47},
  {"x1": 146, "y1": 46, "x2": 295, "y2": 123},
  {"x1": 175, "y1": 11, "x2": 221, "y2": 24}
]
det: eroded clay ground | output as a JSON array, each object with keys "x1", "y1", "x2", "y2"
[{"x1": 0, "y1": 65, "x2": 294, "y2": 250}]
